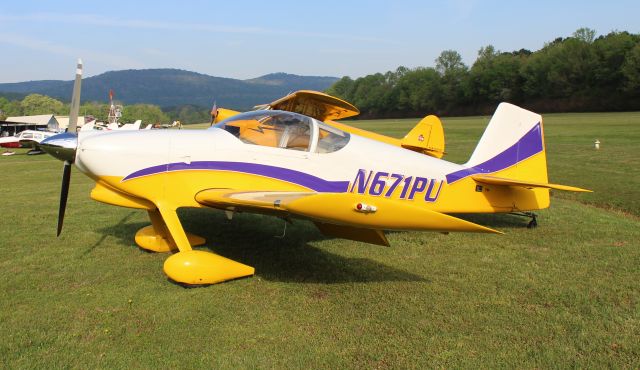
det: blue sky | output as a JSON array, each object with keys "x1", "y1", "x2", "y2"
[{"x1": 0, "y1": 0, "x2": 638, "y2": 82}]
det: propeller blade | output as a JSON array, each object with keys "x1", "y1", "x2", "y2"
[
  {"x1": 57, "y1": 161, "x2": 72, "y2": 236},
  {"x1": 68, "y1": 59, "x2": 83, "y2": 133}
]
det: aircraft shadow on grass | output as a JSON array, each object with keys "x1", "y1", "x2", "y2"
[
  {"x1": 82, "y1": 211, "x2": 137, "y2": 257},
  {"x1": 92, "y1": 209, "x2": 429, "y2": 284},
  {"x1": 455, "y1": 213, "x2": 534, "y2": 229}
]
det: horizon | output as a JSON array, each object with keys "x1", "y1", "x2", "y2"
[
  {"x1": 1, "y1": 69, "x2": 340, "y2": 84},
  {"x1": 1, "y1": 0, "x2": 639, "y2": 83}
]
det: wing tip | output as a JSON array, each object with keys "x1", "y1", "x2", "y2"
[{"x1": 476, "y1": 225, "x2": 504, "y2": 235}]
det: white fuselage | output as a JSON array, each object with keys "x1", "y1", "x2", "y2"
[{"x1": 75, "y1": 127, "x2": 464, "y2": 194}]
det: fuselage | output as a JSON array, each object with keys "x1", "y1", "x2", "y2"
[
  {"x1": 75, "y1": 116, "x2": 543, "y2": 218},
  {"x1": 77, "y1": 127, "x2": 457, "y2": 199}
]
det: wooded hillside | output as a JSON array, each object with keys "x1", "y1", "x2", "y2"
[{"x1": 326, "y1": 28, "x2": 640, "y2": 117}]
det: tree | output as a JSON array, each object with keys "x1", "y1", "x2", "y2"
[
  {"x1": 120, "y1": 104, "x2": 169, "y2": 124},
  {"x1": 435, "y1": 50, "x2": 467, "y2": 75},
  {"x1": 175, "y1": 105, "x2": 210, "y2": 124},
  {"x1": 20, "y1": 94, "x2": 66, "y2": 115},
  {"x1": 80, "y1": 101, "x2": 110, "y2": 122},
  {"x1": 622, "y1": 43, "x2": 640, "y2": 92},
  {"x1": 3, "y1": 100, "x2": 23, "y2": 117},
  {"x1": 396, "y1": 67, "x2": 442, "y2": 113},
  {"x1": 470, "y1": 45, "x2": 524, "y2": 104},
  {"x1": 573, "y1": 27, "x2": 596, "y2": 43},
  {"x1": 325, "y1": 76, "x2": 355, "y2": 100},
  {"x1": 593, "y1": 32, "x2": 639, "y2": 94},
  {"x1": 0, "y1": 97, "x2": 8, "y2": 120},
  {"x1": 350, "y1": 73, "x2": 388, "y2": 114},
  {"x1": 521, "y1": 29, "x2": 598, "y2": 99},
  {"x1": 435, "y1": 50, "x2": 469, "y2": 109}
]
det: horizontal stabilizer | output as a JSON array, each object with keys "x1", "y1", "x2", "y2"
[{"x1": 472, "y1": 175, "x2": 591, "y2": 192}]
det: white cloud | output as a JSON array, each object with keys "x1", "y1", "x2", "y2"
[
  {"x1": 0, "y1": 12, "x2": 394, "y2": 44},
  {"x1": 0, "y1": 32, "x2": 145, "y2": 70}
]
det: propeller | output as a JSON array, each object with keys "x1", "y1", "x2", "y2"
[
  {"x1": 41, "y1": 58, "x2": 83, "y2": 236},
  {"x1": 58, "y1": 161, "x2": 72, "y2": 236},
  {"x1": 42, "y1": 131, "x2": 79, "y2": 236}
]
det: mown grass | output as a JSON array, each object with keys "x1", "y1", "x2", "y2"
[{"x1": 1, "y1": 112, "x2": 639, "y2": 368}]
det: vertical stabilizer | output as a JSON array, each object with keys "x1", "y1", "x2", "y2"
[
  {"x1": 447, "y1": 103, "x2": 547, "y2": 184},
  {"x1": 466, "y1": 103, "x2": 542, "y2": 168},
  {"x1": 444, "y1": 103, "x2": 554, "y2": 211}
]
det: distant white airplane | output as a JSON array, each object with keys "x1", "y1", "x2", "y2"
[
  {"x1": 86, "y1": 87, "x2": 148, "y2": 131},
  {"x1": 0, "y1": 129, "x2": 57, "y2": 154},
  {"x1": 0, "y1": 133, "x2": 22, "y2": 148},
  {"x1": 81, "y1": 119, "x2": 147, "y2": 132}
]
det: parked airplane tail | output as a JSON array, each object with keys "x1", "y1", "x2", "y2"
[
  {"x1": 465, "y1": 102, "x2": 548, "y2": 183},
  {"x1": 446, "y1": 103, "x2": 589, "y2": 211},
  {"x1": 400, "y1": 115, "x2": 445, "y2": 158}
]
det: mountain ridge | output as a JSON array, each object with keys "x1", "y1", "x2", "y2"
[{"x1": 0, "y1": 69, "x2": 339, "y2": 109}]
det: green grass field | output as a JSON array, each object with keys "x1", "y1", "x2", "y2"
[{"x1": 1, "y1": 112, "x2": 638, "y2": 368}]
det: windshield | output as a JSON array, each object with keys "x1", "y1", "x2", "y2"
[
  {"x1": 215, "y1": 110, "x2": 350, "y2": 153},
  {"x1": 215, "y1": 110, "x2": 312, "y2": 151}
]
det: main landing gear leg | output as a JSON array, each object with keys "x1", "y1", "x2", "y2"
[
  {"x1": 510, "y1": 211, "x2": 538, "y2": 229},
  {"x1": 135, "y1": 209, "x2": 205, "y2": 253},
  {"x1": 147, "y1": 205, "x2": 254, "y2": 285}
]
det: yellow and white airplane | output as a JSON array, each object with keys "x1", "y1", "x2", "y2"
[{"x1": 41, "y1": 65, "x2": 589, "y2": 286}]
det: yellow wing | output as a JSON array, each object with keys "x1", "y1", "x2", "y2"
[
  {"x1": 269, "y1": 90, "x2": 360, "y2": 121},
  {"x1": 195, "y1": 189, "x2": 502, "y2": 246}
]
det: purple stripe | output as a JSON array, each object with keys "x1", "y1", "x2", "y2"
[
  {"x1": 123, "y1": 161, "x2": 350, "y2": 193},
  {"x1": 446, "y1": 123, "x2": 543, "y2": 184}
]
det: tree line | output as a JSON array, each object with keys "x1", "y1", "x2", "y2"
[
  {"x1": 0, "y1": 94, "x2": 212, "y2": 125},
  {"x1": 326, "y1": 28, "x2": 640, "y2": 118}
]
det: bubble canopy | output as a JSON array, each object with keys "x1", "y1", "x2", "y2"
[{"x1": 213, "y1": 110, "x2": 350, "y2": 153}]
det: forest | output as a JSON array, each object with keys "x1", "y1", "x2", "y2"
[{"x1": 326, "y1": 28, "x2": 640, "y2": 118}]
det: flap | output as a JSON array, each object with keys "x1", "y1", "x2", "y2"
[
  {"x1": 269, "y1": 90, "x2": 359, "y2": 121},
  {"x1": 195, "y1": 189, "x2": 314, "y2": 213},
  {"x1": 314, "y1": 222, "x2": 390, "y2": 247},
  {"x1": 472, "y1": 175, "x2": 592, "y2": 192}
]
